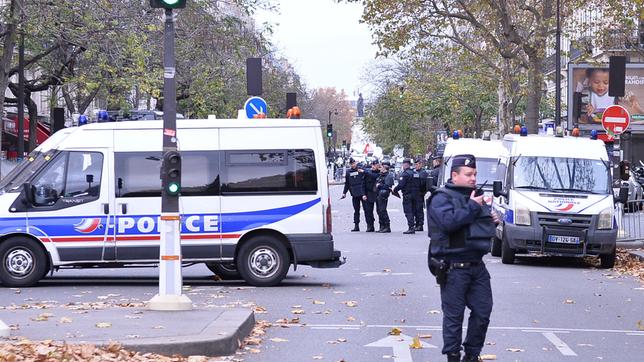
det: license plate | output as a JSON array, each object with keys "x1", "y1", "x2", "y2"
[{"x1": 548, "y1": 235, "x2": 580, "y2": 244}]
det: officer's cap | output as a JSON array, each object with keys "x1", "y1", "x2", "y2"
[
  {"x1": 451, "y1": 154, "x2": 476, "y2": 171},
  {"x1": 371, "y1": 159, "x2": 380, "y2": 165},
  {"x1": 381, "y1": 160, "x2": 391, "y2": 166},
  {"x1": 415, "y1": 158, "x2": 424, "y2": 164},
  {"x1": 349, "y1": 157, "x2": 356, "y2": 164},
  {"x1": 402, "y1": 158, "x2": 412, "y2": 165}
]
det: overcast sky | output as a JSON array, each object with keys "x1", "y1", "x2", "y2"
[{"x1": 255, "y1": 0, "x2": 379, "y2": 99}]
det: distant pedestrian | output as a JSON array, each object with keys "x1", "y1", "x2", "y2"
[
  {"x1": 375, "y1": 161, "x2": 394, "y2": 233},
  {"x1": 393, "y1": 158, "x2": 417, "y2": 234},
  {"x1": 426, "y1": 154, "x2": 501, "y2": 362},
  {"x1": 341, "y1": 158, "x2": 367, "y2": 232}
]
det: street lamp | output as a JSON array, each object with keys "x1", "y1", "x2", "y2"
[{"x1": 328, "y1": 109, "x2": 338, "y2": 158}]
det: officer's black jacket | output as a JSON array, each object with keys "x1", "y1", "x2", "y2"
[
  {"x1": 393, "y1": 168, "x2": 416, "y2": 195},
  {"x1": 376, "y1": 171, "x2": 394, "y2": 198},
  {"x1": 415, "y1": 168, "x2": 429, "y2": 195},
  {"x1": 364, "y1": 168, "x2": 379, "y2": 201},
  {"x1": 426, "y1": 183, "x2": 495, "y2": 261},
  {"x1": 343, "y1": 167, "x2": 367, "y2": 197}
]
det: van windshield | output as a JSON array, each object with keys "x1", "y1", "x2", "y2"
[
  {"x1": 444, "y1": 157, "x2": 498, "y2": 187},
  {"x1": 513, "y1": 156, "x2": 609, "y2": 194},
  {"x1": 0, "y1": 152, "x2": 49, "y2": 192}
]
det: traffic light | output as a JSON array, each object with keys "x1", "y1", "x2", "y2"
[
  {"x1": 150, "y1": 0, "x2": 186, "y2": 9},
  {"x1": 326, "y1": 124, "x2": 333, "y2": 138},
  {"x1": 162, "y1": 151, "x2": 182, "y2": 196}
]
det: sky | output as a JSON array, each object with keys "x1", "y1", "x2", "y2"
[{"x1": 255, "y1": 0, "x2": 379, "y2": 100}]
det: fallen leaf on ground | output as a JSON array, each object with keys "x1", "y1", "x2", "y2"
[
  {"x1": 418, "y1": 334, "x2": 432, "y2": 339},
  {"x1": 346, "y1": 316, "x2": 356, "y2": 321},
  {"x1": 388, "y1": 327, "x2": 402, "y2": 336},
  {"x1": 342, "y1": 301, "x2": 358, "y2": 307},
  {"x1": 480, "y1": 354, "x2": 497, "y2": 360},
  {"x1": 337, "y1": 338, "x2": 347, "y2": 342},
  {"x1": 312, "y1": 356, "x2": 323, "y2": 360},
  {"x1": 485, "y1": 341, "x2": 496, "y2": 346},
  {"x1": 291, "y1": 309, "x2": 305, "y2": 315},
  {"x1": 428, "y1": 310, "x2": 441, "y2": 314},
  {"x1": 313, "y1": 300, "x2": 326, "y2": 305},
  {"x1": 270, "y1": 337, "x2": 289, "y2": 343},
  {"x1": 382, "y1": 268, "x2": 392, "y2": 272},
  {"x1": 391, "y1": 289, "x2": 407, "y2": 297},
  {"x1": 637, "y1": 320, "x2": 644, "y2": 331},
  {"x1": 563, "y1": 299, "x2": 576, "y2": 304},
  {"x1": 59, "y1": 317, "x2": 73, "y2": 324},
  {"x1": 506, "y1": 348, "x2": 525, "y2": 352},
  {"x1": 409, "y1": 336, "x2": 422, "y2": 349},
  {"x1": 95, "y1": 322, "x2": 112, "y2": 328}
]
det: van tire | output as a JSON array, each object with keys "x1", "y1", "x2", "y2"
[
  {"x1": 0, "y1": 237, "x2": 48, "y2": 287},
  {"x1": 501, "y1": 235, "x2": 515, "y2": 265},
  {"x1": 237, "y1": 235, "x2": 289, "y2": 287},
  {"x1": 599, "y1": 248, "x2": 616, "y2": 269},
  {"x1": 206, "y1": 262, "x2": 241, "y2": 280},
  {"x1": 491, "y1": 236, "x2": 502, "y2": 257}
]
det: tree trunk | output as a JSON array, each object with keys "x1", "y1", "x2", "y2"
[
  {"x1": 26, "y1": 92, "x2": 38, "y2": 151},
  {"x1": 525, "y1": 57, "x2": 544, "y2": 134},
  {"x1": 497, "y1": 79, "x2": 511, "y2": 134}
]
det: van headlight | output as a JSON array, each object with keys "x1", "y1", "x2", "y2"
[
  {"x1": 515, "y1": 204, "x2": 531, "y2": 226},
  {"x1": 598, "y1": 207, "x2": 613, "y2": 230}
]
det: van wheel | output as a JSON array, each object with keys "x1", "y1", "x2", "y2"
[
  {"x1": 491, "y1": 236, "x2": 502, "y2": 257},
  {"x1": 501, "y1": 234, "x2": 515, "y2": 265},
  {"x1": 205, "y1": 262, "x2": 241, "y2": 280},
  {"x1": 0, "y1": 237, "x2": 47, "y2": 287},
  {"x1": 599, "y1": 248, "x2": 616, "y2": 269},
  {"x1": 237, "y1": 236, "x2": 289, "y2": 287}
]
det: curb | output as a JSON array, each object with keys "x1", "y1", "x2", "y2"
[
  {"x1": 617, "y1": 241, "x2": 644, "y2": 249},
  {"x1": 0, "y1": 319, "x2": 9, "y2": 338},
  {"x1": 115, "y1": 309, "x2": 254, "y2": 357},
  {"x1": 628, "y1": 250, "x2": 644, "y2": 262}
]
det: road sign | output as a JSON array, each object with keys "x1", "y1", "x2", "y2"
[
  {"x1": 244, "y1": 96, "x2": 268, "y2": 118},
  {"x1": 601, "y1": 105, "x2": 630, "y2": 136}
]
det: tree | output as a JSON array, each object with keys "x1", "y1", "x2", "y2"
[{"x1": 304, "y1": 87, "x2": 353, "y2": 148}]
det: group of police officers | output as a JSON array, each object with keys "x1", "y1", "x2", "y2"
[{"x1": 341, "y1": 153, "x2": 498, "y2": 362}]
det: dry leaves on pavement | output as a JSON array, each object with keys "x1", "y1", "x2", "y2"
[{"x1": 613, "y1": 249, "x2": 644, "y2": 283}]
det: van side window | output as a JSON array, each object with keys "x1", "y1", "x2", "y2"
[
  {"x1": 222, "y1": 149, "x2": 317, "y2": 194},
  {"x1": 115, "y1": 151, "x2": 219, "y2": 197}
]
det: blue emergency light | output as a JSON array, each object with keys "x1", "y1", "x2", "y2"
[
  {"x1": 98, "y1": 110, "x2": 109, "y2": 122},
  {"x1": 590, "y1": 129, "x2": 598, "y2": 140},
  {"x1": 520, "y1": 126, "x2": 528, "y2": 136},
  {"x1": 453, "y1": 130, "x2": 460, "y2": 139},
  {"x1": 78, "y1": 115, "x2": 88, "y2": 126}
]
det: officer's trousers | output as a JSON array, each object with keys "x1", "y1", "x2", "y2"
[
  {"x1": 351, "y1": 197, "x2": 367, "y2": 225},
  {"x1": 363, "y1": 200, "x2": 375, "y2": 227},
  {"x1": 413, "y1": 193, "x2": 425, "y2": 227},
  {"x1": 402, "y1": 194, "x2": 416, "y2": 228},
  {"x1": 376, "y1": 196, "x2": 389, "y2": 226},
  {"x1": 440, "y1": 263, "x2": 493, "y2": 356}
]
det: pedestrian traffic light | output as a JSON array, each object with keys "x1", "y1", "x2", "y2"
[
  {"x1": 150, "y1": 0, "x2": 186, "y2": 9},
  {"x1": 326, "y1": 124, "x2": 333, "y2": 138},
  {"x1": 162, "y1": 151, "x2": 182, "y2": 196}
]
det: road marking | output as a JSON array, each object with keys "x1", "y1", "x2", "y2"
[
  {"x1": 626, "y1": 333, "x2": 644, "y2": 336},
  {"x1": 522, "y1": 330, "x2": 570, "y2": 334},
  {"x1": 311, "y1": 327, "x2": 360, "y2": 330},
  {"x1": 304, "y1": 324, "x2": 642, "y2": 335},
  {"x1": 365, "y1": 333, "x2": 437, "y2": 362},
  {"x1": 542, "y1": 332, "x2": 577, "y2": 356},
  {"x1": 360, "y1": 272, "x2": 413, "y2": 277}
]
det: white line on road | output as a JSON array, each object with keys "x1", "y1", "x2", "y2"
[
  {"x1": 311, "y1": 327, "x2": 360, "y2": 330},
  {"x1": 626, "y1": 333, "x2": 644, "y2": 336},
  {"x1": 522, "y1": 330, "x2": 570, "y2": 334},
  {"x1": 542, "y1": 332, "x2": 577, "y2": 356},
  {"x1": 366, "y1": 334, "x2": 437, "y2": 362},
  {"x1": 304, "y1": 324, "x2": 643, "y2": 335},
  {"x1": 360, "y1": 272, "x2": 413, "y2": 277}
]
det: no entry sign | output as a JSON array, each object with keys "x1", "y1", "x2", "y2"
[{"x1": 601, "y1": 105, "x2": 630, "y2": 136}]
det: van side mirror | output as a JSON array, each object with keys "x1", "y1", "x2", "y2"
[
  {"x1": 617, "y1": 186, "x2": 629, "y2": 204},
  {"x1": 426, "y1": 176, "x2": 437, "y2": 193},
  {"x1": 493, "y1": 180, "x2": 507, "y2": 198},
  {"x1": 22, "y1": 182, "x2": 34, "y2": 204}
]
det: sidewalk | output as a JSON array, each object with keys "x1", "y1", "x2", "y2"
[{"x1": 0, "y1": 305, "x2": 254, "y2": 357}]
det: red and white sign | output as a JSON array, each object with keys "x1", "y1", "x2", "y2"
[{"x1": 601, "y1": 105, "x2": 630, "y2": 136}]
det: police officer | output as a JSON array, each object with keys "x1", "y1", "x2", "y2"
[
  {"x1": 363, "y1": 160, "x2": 380, "y2": 232},
  {"x1": 393, "y1": 158, "x2": 417, "y2": 234},
  {"x1": 413, "y1": 158, "x2": 429, "y2": 231},
  {"x1": 375, "y1": 161, "x2": 394, "y2": 233},
  {"x1": 341, "y1": 158, "x2": 367, "y2": 232},
  {"x1": 426, "y1": 154, "x2": 500, "y2": 362},
  {"x1": 428, "y1": 156, "x2": 442, "y2": 187}
]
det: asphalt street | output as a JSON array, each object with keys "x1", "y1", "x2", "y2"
[{"x1": 1, "y1": 184, "x2": 643, "y2": 361}]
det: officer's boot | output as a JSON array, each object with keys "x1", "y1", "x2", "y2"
[
  {"x1": 350, "y1": 223, "x2": 360, "y2": 232},
  {"x1": 382, "y1": 223, "x2": 391, "y2": 233},
  {"x1": 415, "y1": 224, "x2": 424, "y2": 232},
  {"x1": 366, "y1": 224, "x2": 375, "y2": 232},
  {"x1": 462, "y1": 354, "x2": 480, "y2": 362},
  {"x1": 446, "y1": 352, "x2": 461, "y2": 362},
  {"x1": 377, "y1": 224, "x2": 385, "y2": 233},
  {"x1": 403, "y1": 227, "x2": 415, "y2": 234}
]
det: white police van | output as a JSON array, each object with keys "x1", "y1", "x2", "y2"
[
  {"x1": 492, "y1": 130, "x2": 619, "y2": 267},
  {"x1": 0, "y1": 119, "x2": 343, "y2": 287},
  {"x1": 439, "y1": 134, "x2": 504, "y2": 204}
]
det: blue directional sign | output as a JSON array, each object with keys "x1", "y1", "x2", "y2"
[{"x1": 244, "y1": 96, "x2": 268, "y2": 118}]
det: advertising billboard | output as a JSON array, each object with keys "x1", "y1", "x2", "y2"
[{"x1": 568, "y1": 63, "x2": 644, "y2": 132}]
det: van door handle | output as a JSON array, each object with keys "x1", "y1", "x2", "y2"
[
  {"x1": 102, "y1": 203, "x2": 109, "y2": 214},
  {"x1": 121, "y1": 203, "x2": 127, "y2": 214}
]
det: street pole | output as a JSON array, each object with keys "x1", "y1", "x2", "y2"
[
  {"x1": 17, "y1": 8, "x2": 24, "y2": 161},
  {"x1": 148, "y1": 7, "x2": 192, "y2": 311},
  {"x1": 555, "y1": 0, "x2": 562, "y2": 127}
]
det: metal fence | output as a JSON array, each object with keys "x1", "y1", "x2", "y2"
[{"x1": 617, "y1": 200, "x2": 644, "y2": 242}]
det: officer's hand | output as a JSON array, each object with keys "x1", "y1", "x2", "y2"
[
  {"x1": 470, "y1": 190, "x2": 484, "y2": 206},
  {"x1": 341, "y1": 193, "x2": 346, "y2": 199},
  {"x1": 362, "y1": 195, "x2": 367, "y2": 201},
  {"x1": 491, "y1": 210, "x2": 502, "y2": 224},
  {"x1": 358, "y1": 169, "x2": 364, "y2": 173}
]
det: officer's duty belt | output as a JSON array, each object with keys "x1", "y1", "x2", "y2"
[{"x1": 449, "y1": 261, "x2": 482, "y2": 269}]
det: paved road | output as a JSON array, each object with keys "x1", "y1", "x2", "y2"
[{"x1": 2, "y1": 184, "x2": 643, "y2": 361}]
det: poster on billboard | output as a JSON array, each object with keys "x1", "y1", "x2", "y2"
[{"x1": 568, "y1": 63, "x2": 644, "y2": 132}]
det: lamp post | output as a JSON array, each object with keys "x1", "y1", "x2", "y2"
[
  {"x1": 555, "y1": 0, "x2": 562, "y2": 127},
  {"x1": 328, "y1": 109, "x2": 337, "y2": 158}
]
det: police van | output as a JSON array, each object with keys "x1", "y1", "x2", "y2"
[
  {"x1": 438, "y1": 133, "x2": 504, "y2": 204},
  {"x1": 492, "y1": 130, "x2": 619, "y2": 267},
  {"x1": 0, "y1": 119, "x2": 343, "y2": 287}
]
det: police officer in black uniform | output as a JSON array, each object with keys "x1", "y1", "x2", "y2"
[
  {"x1": 426, "y1": 154, "x2": 500, "y2": 362},
  {"x1": 393, "y1": 158, "x2": 417, "y2": 234},
  {"x1": 428, "y1": 156, "x2": 442, "y2": 188},
  {"x1": 341, "y1": 158, "x2": 367, "y2": 232},
  {"x1": 414, "y1": 158, "x2": 429, "y2": 231},
  {"x1": 375, "y1": 161, "x2": 394, "y2": 233},
  {"x1": 363, "y1": 160, "x2": 380, "y2": 232}
]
